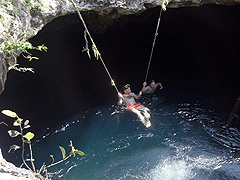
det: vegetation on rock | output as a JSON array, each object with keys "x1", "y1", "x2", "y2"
[{"x1": 2, "y1": 110, "x2": 85, "y2": 179}]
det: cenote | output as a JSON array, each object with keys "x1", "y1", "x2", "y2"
[{"x1": 0, "y1": 4, "x2": 240, "y2": 180}]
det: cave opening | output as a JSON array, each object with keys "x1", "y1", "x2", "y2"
[{"x1": 0, "y1": 4, "x2": 240, "y2": 161}]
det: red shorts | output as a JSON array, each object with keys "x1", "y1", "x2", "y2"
[{"x1": 127, "y1": 103, "x2": 141, "y2": 110}]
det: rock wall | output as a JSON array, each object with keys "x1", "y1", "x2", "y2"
[{"x1": 0, "y1": 148, "x2": 38, "y2": 180}]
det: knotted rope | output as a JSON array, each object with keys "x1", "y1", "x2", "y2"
[{"x1": 70, "y1": 0, "x2": 120, "y2": 94}]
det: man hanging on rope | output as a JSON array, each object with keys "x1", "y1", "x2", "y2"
[
  {"x1": 141, "y1": 80, "x2": 163, "y2": 95},
  {"x1": 118, "y1": 84, "x2": 151, "y2": 128}
]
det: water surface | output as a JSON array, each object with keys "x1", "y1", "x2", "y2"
[{"x1": 32, "y1": 96, "x2": 240, "y2": 180}]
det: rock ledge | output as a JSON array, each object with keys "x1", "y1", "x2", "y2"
[{"x1": 0, "y1": 148, "x2": 38, "y2": 180}]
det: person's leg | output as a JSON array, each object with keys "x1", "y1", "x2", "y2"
[
  {"x1": 131, "y1": 108, "x2": 145, "y2": 124},
  {"x1": 143, "y1": 110, "x2": 150, "y2": 119},
  {"x1": 137, "y1": 106, "x2": 151, "y2": 128},
  {"x1": 131, "y1": 108, "x2": 144, "y2": 119},
  {"x1": 139, "y1": 105, "x2": 150, "y2": 112},
  {"x1": 138, "y1": 106, "x2": 151, "y2": 119},
  {"x1": 143, "y1": 110, "x2": 151, "y2": 128},
  {"x1": 132, "y1": 108, "x2": 151, "y2": 128}
]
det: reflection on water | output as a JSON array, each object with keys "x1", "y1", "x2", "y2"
[{"x1": 31, "y1": 97, "x2": 240, "y2": 179}]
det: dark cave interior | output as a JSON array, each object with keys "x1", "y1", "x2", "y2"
[{"x1": 0, "y1": 4, "x2": 240, "y2": 135}]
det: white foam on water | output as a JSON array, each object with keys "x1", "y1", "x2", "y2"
[
  {"x1": 147, "y1": 146, "x2": 230, "y2": 180},
  {"x1": 148, "y1": 157, "x2": 194, "y2": 180}
]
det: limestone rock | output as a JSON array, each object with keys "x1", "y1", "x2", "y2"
[{"x1": 0, "y1": 148, "x2": 38, "y2": 180}]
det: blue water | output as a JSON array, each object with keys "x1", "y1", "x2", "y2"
[{"x1": 31, "y1": 97, "x2": 240, "y2": 180}]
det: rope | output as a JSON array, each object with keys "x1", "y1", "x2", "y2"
[
  {"x1": 144, "y1": 0, "x2": 169, "y2": 83},
  {"x1": 70, "y1": 0, "x2": 120, "y2": 94}
]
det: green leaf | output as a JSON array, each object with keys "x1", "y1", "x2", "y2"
[
  {"x1": 24, "y1": 120, "x2": 30, "y2": 129},
  {"x1": 2, "y1": 110, "x2": 18, "y2": 118},
  {"x1": 24, "y1": 120, "x2": 29, "y2": 126},
  {"x1": 8, "y1": 130, "x2": 20, "y2": 138},
  {"x1": 24, "y1": 125, "x2": 31, "y2": 129},
  {"x1": 37, "y1": 44, "x2": 48, "y2": 52},
  {"x1": 70, "y1": 151, "x2": 75, "y2": 157},
  {"x1": 13, "y1": 119, "x2": 22, "y2": 126},
  {"x1": 23, "y1": 132, "x2": 35, "y2": 141},
  {"x1": 74, "y1": 149, "x2": 85, "y2": 156},
  {"x1": 27, "y1": 55, "x2": 39, "y2": 61},
  {"x1": 8, "y1": 144, "x2": 20, "y2": 153},
  {"x1": 50, "y1": 154, "x2": 54, "y2": 162},
  {"x1": 59, "y1": 146, "x2": 66, "y2": 159}
]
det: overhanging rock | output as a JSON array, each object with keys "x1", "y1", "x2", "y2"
[{"x1": 0, "y1": 0, "x2": 239, "y2": 94}]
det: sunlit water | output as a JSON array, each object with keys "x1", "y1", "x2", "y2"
[{"x1": 31, "y1": 96, "x2": 240, "y2": 180}]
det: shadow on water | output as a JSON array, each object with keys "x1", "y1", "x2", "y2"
[{"x1": 31, "y1": 96, "x2": 240, "y2": 180}]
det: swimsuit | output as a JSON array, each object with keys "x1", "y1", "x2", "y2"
[{"x1": 127, "y1": 103, "x2": 141, "y2": 110}]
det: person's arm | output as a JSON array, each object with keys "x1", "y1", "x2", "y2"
[
  {"x1": 137, "y1": 90, "x2": 142, "y2": 98},
  {"x1": 118, "y1": 92, "x2": 124, "y2": 105},
  {"x1": 141, "y1": 82, "x2": 147, "y2": 93},
  {"x1": 130, "y1": 92, "x2": 138, "y2": 99},
  {"x1": 157, "y1": 82, "x2": 163, "y2": 90}
]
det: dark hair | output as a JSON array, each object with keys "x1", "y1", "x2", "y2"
[{"x1": 149, "y1": 80, "x2": 155, "y2": 84}]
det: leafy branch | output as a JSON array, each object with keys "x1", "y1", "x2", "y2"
[
  {"x1": 0, "y1": 121, "x2": 8, "y2": 126},
  {"x1": 2, "y1": 110, "x2": 84, "y2": 179},
  {"x1": 8, "y1": 64, "x2": 35, "y2": 73},
  {"x1": 2, "y1": 110, "x2": 36, "y2": 172},
  {"x1": 0, "y1": 30, "x2": 47, "y2": 73}
]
